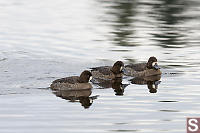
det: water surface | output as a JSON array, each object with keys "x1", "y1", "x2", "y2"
[{"x1": 0, "y1": 0, "x2": 200, "y2": 133}]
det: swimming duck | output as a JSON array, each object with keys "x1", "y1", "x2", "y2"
[
  {"x1": 90, "y1": 61, "x2": 124, "y2": 80},
  {"x1": 50, "y1": 70, "x2": 92, "y2": 90},
  {"x1": 124, "y1": 56, "x2": 162, "y2": 77}
]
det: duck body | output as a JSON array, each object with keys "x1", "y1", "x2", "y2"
[
  {"x1": 91, "y1": 66, "x2": 123, "y2": 80},
  {"x1": 50, "y1": 70, "x2": 92, "y2": 90},
  {"x1": 124, "y1": 65, "x2": 162, "y2": 77},
  {"x1": 125, "y1": 63, "x2": 147, "y2": 72},
  {"x1": 91, "y1": 61, "x2": 124, "y2": 80},
  {"x1": 124, "y1": 57, "x2": 162, "y2": 77}
]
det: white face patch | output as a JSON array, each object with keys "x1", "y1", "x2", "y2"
[
  {"x1": 120, "y1": 66, "x2": 123, "y2": 71},
  {"x1": 89, "y1": 76, "x2": 93, "y2": 81},
  {"x1": 152, "y1": 62, "x2": 158, "y2": 66}
]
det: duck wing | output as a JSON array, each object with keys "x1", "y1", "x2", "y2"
[
  {"x1": 52, "y1": 76, "x2": 80, "y2": 84},
  {"x1": 91, "y1": 66, "x2": 112, "y2": 75},
  {"x1": 125, "y1": 63, "x2": 147, "y2": 71}
]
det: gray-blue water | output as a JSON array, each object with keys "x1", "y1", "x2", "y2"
[{"x1": 0, "y1": 0, "x2": 200, "y2": 132}]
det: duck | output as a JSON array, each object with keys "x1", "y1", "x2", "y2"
[
  {"x1": 50, "y1": 70, "x2": 92, "y2": 90},
  {"x1": 124, "y1": 56, "x2": 162, "y2": 77},
  {"x1": 90, "y1": 61, "x2": 124, "y2": 80}
]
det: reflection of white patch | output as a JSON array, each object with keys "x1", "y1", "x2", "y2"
[
  {"x1": 152, "y1": 84, "x2": 156, "y2": 89},
  {"x1": 89, "y1": 76, "x2": 92, "y2": 81},
  {"x1": 152, "y1": 62, "x2": 158, "y2": 66},
  {"x1": 120, "y1": 86, "x2": 123, "y2": 90},
  {"x1": 89, "y1": 98, "x2": 93, "y2": 104}
]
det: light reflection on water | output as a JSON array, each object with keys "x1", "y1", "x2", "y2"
[{"x1": 0, "y1": 0, "x2": 200, "y2": 133}]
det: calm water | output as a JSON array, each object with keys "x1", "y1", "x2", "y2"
[{"x1": 0, "y1": 0, "x2": 200, "y2": 132}]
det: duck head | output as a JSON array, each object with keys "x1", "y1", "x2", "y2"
[
  {"x1": 147, "y1": 56, "x2": 160, "y2": 70},
  {"x1": 111, "y1": 61, "x2": 125, "y2": 74},
  {"x1": 79, "y1": 70, "x2": 92, "y2": 83}
]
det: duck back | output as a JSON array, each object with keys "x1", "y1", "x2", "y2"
[
  {"x1": 51, "y1": 76, "x2": 92, "y2": 90},
  {"x1": 125, "y1": 63, "x2": 147, "y2": 71}
]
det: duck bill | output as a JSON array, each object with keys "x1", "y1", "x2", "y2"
[{"x1": 153, "y1": 63, "x2": 160, "y2": 70}]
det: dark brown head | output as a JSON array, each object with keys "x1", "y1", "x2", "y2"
[
  {"x1": 111, "y1": 61, "x2": 124, "y2": 74},
  {"x1": 79, "y1": 70, "x2": 92, "y2": 83},
  {"x1": 147, "y1": 56, "x2": 160, "y2": 70}
]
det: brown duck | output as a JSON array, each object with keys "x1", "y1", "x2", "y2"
[
  {"x1": 90, "y1": 61, "x2": 124, "y2": 80},
  {"x1": 50, "y1": 70, "x2": 92, "y2": 90},
  {"x1": 124, "y1": 56, "x2": 162, "y2": 77}
]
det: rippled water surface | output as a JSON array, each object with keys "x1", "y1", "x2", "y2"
[{"x1": 1, "y1": 0, "x2": 200, "y2": 133}]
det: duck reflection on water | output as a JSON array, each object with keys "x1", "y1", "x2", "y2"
[
  {"x1": 91, "y1": 78, "x2": 129, "y2": 96},
  {"x1": 52, "y1": 89, "x2": 98, "y2": 109},
  {"x1": 130, "y1": 75, "x2": 161, "y2": 93}
]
